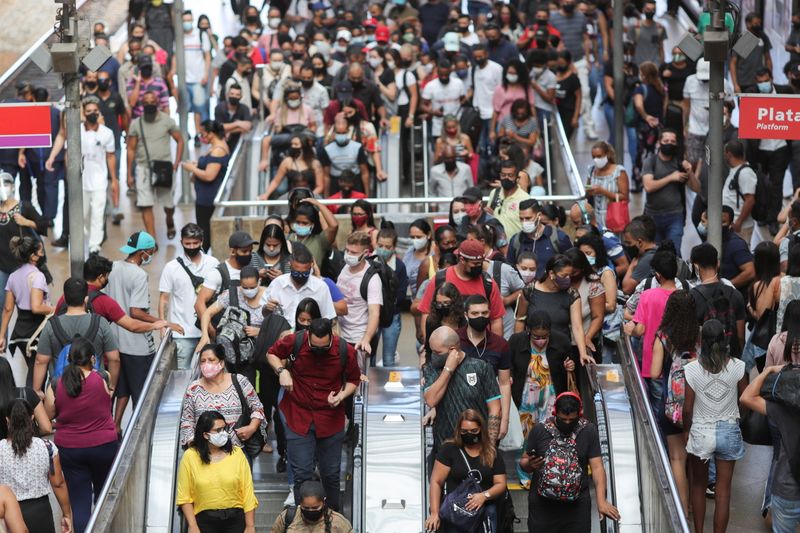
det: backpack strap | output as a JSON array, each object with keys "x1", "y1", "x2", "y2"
[
  {"x1": 492, "y1": 260, "x2": 503, "y2": 288},
  {"x1": 86, "y1": 314, "x2": 101, "y2": 345},
  {"x1": 359, "y1": 260, "x2": 376, "y2": 302},
  {"x1": 283, "y1": 506, "x2": 297, "y2": 532},
  {"x1": 289, "y1": 330, "x2": 306, "y2": 368},
  {"x1": 43, "y1": 439, "x2": 55, "y2": 476},
  {"x1": 548, "y1": 226, "x2": 561, "y2": 253},
  {"x1": 339, "y1": 337, "x2": 349, "y2": 390},
  {"x1": 434, "y1": 269, "x2": 447, "y2": 296},
  {"x1": 86, "y1": 290, "x2": 102, "y2": 313},
  {"x1": 49, "y1": 315, "x2": 70, "y2": 348},
  {"x1": 729, "y1": 164, "x2": 748, "y2": 208},
  {"x1": 507, "y1": 233, "x2": 519, "y2": 263},
  {"x1": 176, "y1": 258, "x2": 203, "y2": 289},
  {"x1": 644, "y1": 275, "x2": 654, "y2": 291}
]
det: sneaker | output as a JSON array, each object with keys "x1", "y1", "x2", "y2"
[
  {"x1": 276, "y1": 455, "x2": 286, "y2": 473},
  {"x1": 283, "y1": 486, "x2": 295, "y2": 507},
  {"x1": 194, "y1": 134, "x2": 201, "y2": 148},
  {"x1": 52, "y1": 235, "x2": 69, "y2": 248},
  {"x1": 112, "y1": 213, "x2": 124, "y2": 226},
  {"x1": 706, "y1": 483, "x2": 716, "y2": 499}
]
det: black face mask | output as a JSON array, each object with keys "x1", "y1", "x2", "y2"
[
  {"x1": 465, "y1": 264, "x2": 483, "y2": 279},
  {"x1": 433, "y1": 302, "x2": 452, "y2": 314},
  {"x1": 296, "y1": 323, "x2": 309, "y2": 332},
  {"x1": 660, "y1": 143, "x2": 677, "y2": 157},
  {"x1": 487, "y1": 36, "x2": 500, "y2": 45},
  {"x1": 143, "y1": 103, "x2": 158, "y2": 118},
  {"x1": 310, "y1": 343, "x2": 330, "y2": 356},
  {"x1": 500, "y1": 178, "x2": 516, "y2": 190},
  {"x1": 536, "y1": 19, "x2": 549, "y2": 26},
  {"x1": 234, "y1": 254, "x2": 251, "y2": 267},
  {"x1": 555, "y1": 418, "x2": 578, "y2": 435},
  {"x1": 340, "y1": 188, "x2": 352, "y2": 198},
  {"x1": 84, "y1": 80, "x2": 98, "y2": 90},
  {"x1": 97, "y1": 78, "x2": 111, "y2": 91},
  {"x1": 350, "y1": 80, "x2": 363, "y2": 89},
  {"x1": 623, "y1": 244, "x2": 639, "y2": 259},
  {"x1": 228, "y1": 96, "x2": 240, "y2": 106},
  {"x1": 794, "y1": 22, "x2": 800, "y2": 30},
  {"x1": 439, "y1": 245, "x2": 457, "y2": 256},
  {"x1": 291, "y1": 269, "x2": 311, "y2": 286},
  {"x1": 292, "y1": 52, "x2": 304, "y2": 60},
  {"x1": 85, "y1": 113, "x2": 99, "y2": 124},
  {"x1": 288, "y1": 147, "x2": 301, "y2": 158},
  {"x1": 183, "y1": 246, "x2": 201, "y2": 258},
  {"x1": 301, "y1": 506, "x2": 325, "y2": 522},
  {"x1": 750, "y1": 24, "x2": 762, "y2": 35},
  {"x1": 476, "y1": 57, "x2": 487, "y2": 67},
  {"x1": 314, "y1": 66, "x2": 326, "y2": 75},
  {"x1": 444, "y1": 159, "x2": 457, "y2": 172},
  {"x1": 556, "y1": 65, "x2": 568, "y2": 73},
  {"x1": 460, "y1": 432, "x2": 481, "y2": 445},
  {"x1": 246, "y1": 15, "x2": 260, "y2": 24},
  {"x1": 439, "y1": 76, "x2": 450, "y2": 85},
  {"x1": 644, "y1": 11, "x2": 655, "y2": 20},
  {"x1": 302, "y1": 80, "x2": 313, "y2": 88},
  {"x1": 458, "y1": 26, "x2": 470, "y2": 34},
  {"x1": 562, "y1": 3, "x2": 575, "y2": 13},
  {"x1": 468, "y1": 316, "x2": 490, "y2": 332},
  {"x1": 140, "y1": 66, "x2": 153, "y2": 78}
]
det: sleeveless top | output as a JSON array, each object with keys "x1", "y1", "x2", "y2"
[
  {"x1": 777, "y1": 276, "x2": 800, "y2": 333},
  {"x1": 54, "y1": 371, "x2": 117, "y2": 448},
  {"x1": 195, "y1": 151, "x2": 231, "y2": 207},
  {"x1": 588, "y1": 164, "x2": 622, "y2": 228}
]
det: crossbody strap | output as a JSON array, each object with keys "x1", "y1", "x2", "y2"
[{"x1": 139, "y1": 118, "x2": 152, "y2": 169}]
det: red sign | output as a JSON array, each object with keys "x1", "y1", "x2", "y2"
[
  {"x1": 0, "y1": 103, "x2": 52, "y2": 149},
  {"x1": 739, "y1": 94, "x2": 800, "y2": 140}
]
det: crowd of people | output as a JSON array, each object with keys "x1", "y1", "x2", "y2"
[{"x1": 0, "y1": 0, "x2": 800, "y2": 532}]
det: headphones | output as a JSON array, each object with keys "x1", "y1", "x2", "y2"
[{"x1": 552, "y1": 391, "x2": 583, "y2": 418}]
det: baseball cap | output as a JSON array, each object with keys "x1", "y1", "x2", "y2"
[
  {"x1": 462, "y1": 186, "x2": 483, "y2": 203},
  {"x1": 363, "y1": 18, "x2": 378, "y2": 29},
  {"x1": 137, "y1": 53, "x2": 153, "y2": 67},
  {"x1": 228, "y1": 231, "x2": 257, "y2": 249},
  {"x1": 375, "y1": 25, "x2": 390, "y2": 43},
  {"x1": 335, "y1": 80, "x2": 354, "y2": 105},
  {"x1": 458, "y1": 238, "x2": 485, "y2": 260},
  {"x1": 696, "y1": 58, "x2": 710, "y2": 81},
  {"x1": 120, "y1": 231, "x2": 156, "y2": 254},
  {"x1": 443, "y1": 32, "x2": 460, "y2": 52},
  {"x1": 336, "y1": 29, "x2": 352, "y2": 42}
]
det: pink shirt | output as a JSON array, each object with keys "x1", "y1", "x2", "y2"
[
  {"x1": 633, "y1": 287, "x2": 675, "y2": 378},
  {"x1": 54, "y1": 371, "x2": 117, "y2": 448},
  {"x1": 491, "y1": 84, "x2": 536, "y2": 121}
]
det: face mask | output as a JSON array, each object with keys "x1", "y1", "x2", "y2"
[
  {"x1": 246, "y1": 15, "x2": 260, "y2": 24},
  {"x1": 234, "y1": 254, "x2": 251, "y2": 267},
  {"x1": 466, "y1": 264, "x2": 483, "y2": 279},
  {"x1": 750, "y1": 24, "x2": 762, "y2": 34},
  {"x1": 444, "y1": 159, "x2": 457, "y2": 172},
  {"x1": 376, "y1": 248, "x2": 394, "y2": 261},
  {"x1": 623, "y1": 244, "x2": 639, "y2": 259},
  {"x1": 201, "y1": 361, "x2": 224, "y2": 379},
  {"x1": 0, "y1": 184, "x2": 9, "y2": 202},
  {"x1": 563, "y1": 3, "x2": 576, "y2": 13},
  {"x1": 293, "y1": 223, "x2": 312, "y2": 237},
  {"x1": 506, "y1": 73, "x2": 519, "y2": 83},
  {"x1": 301, "y1": 79, "x2": 314, "y2": 88},
  {"x1": 263, "y1": 244, "x2": 281, "y2": 257},
  {"x1": 433, "y1": 302, "x2": 452, "y2": 315},
  {"x1": 85, "y1": 113, "x2": 99, "y2": 124},
  {"x1": 757, "y1": 81, "x2": 772, "y2": 94},
  {"x1": 521, "y1": 220, "x2": 538, "y2": 234},
  {"x1": 228, "y1": 95, "x2": 241, "y2": 106},
  {"x1": 556, "y1": 65, "x2": 568, "y2": 73},
  {"x1": 421, "y1": 63, "x2": 434, "y2": 75},
  {"x1": 351, "y1": 214, "x2": 369, "y2": 227},
  {"x1": 532, "y1": 67, "x2": 543, "y2": 76},
  {"x1": 142, "y1": 252, "x2": 153, "y2": 265},
  {"x1": 287, "y1": 98, "x2": 301, "y2": 109},
  {"x1": 697, "y1": 223, "x2": 707, "y2": 237},
  {"x1": 183, "y1": 21, "x2": 194, "y2": 32},
  {"x1": 344, "y1": 252, "x2": 362, "y2": 267},
  {"x1": 386, "y1": 60, "x2": 396, "y2": 70},
  {"x1": 291, "y1": 269, "x2": 311, "y2": 285},
  {"x1": 310, "y1": 341, "x2": 331, "y2": 356},
  {"x1": 368, "y1": 57, "x2": 382, "y2": 69},
  {"x1": 271, "y1": 60, "x2": 285, "y2": 71},
  {"x1": 269, "y1": 18, "x2": 281, "y2": 29},
  {"x1": 593, "y1": 156, "x2": 608, "y2": 168},
  {"x1": 794, "y1": 22, "x2": 800, "y2": 30},
  {"x1": 519, "y1": 270, "x2": 537, "y2": 284},
  {"x1": 439, "y1": 75, "x2": 450, "y2": 85},
  {"x1": 536, "y1": 19, "x2": 549, "y2": 25},
  {"x1": 555, "y1": 418, "x2": 578, "y2": 435},
  {"x1": 242, "y1": 287, "x2": 259, "y2": 299},
  {"x1": 673, "y1": 53, "x2": 685, "y2": 62},
  {"x1": 288, "y1": 147, "x2": 301, "y2": 158},
  {"x1": 411, "y1": 237, "x2": 428, "y2": 250},
  {"x1": 335, "y1": 134, "x2": 349, "y2": 146},
  {"x1": 453, "y1": 212, "x2": 467, "y2": 225},
  {"x1": 140, "y1": 66, "x2": 153, "y2": 78},
  {"x1": 97, "y1": 78, "x2": 111, "y2": 91},
  {"x1": 468, "y1": 316, "x2": 490, "y2": 332},
  {"x1": 552, "y1": 274, "x2": 571, "y2": 290},
  {"x1": 184, "y1": 246, "x2": 201, "y2": 258},
  {"x1": 585, "y1": 253, "x2": 596, "y2": 266},
  {"x1": 500, "y1": 178, "x2": 516, "y2": 191},
  {"x1": 460, "y1": 432, "x2": 481, "y2": 445},
  {"x1": 84, "y1": 80, "x2": 97, "y2": 90},
  {"x1": 644, "y1": 11, "x2": 655, "y2": 20},
  {"x1": 208, "y1": 431, "x2": 229, "y2": 447},
  {"x1": 456, "y1": 69, "x2": 469, "y2": 80},
  {"x1": 143, "y1": 103, "x2": 158, "y2": 118},
  {"x1": 660, "y1": 143, "x2": 677, "y2": 157},
  {"x1": 301, "y1": 507, "x2": 325, "y2": 522},
  {"x1": 531, "y1": 338, "x2": 548, "y2": 350}
]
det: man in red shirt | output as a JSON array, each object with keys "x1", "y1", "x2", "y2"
[
  {"x1": 325, "y1": 170, "x2": 366, "y2": 213},
  {"x1": 518, "y1": 7, "x2": 563, "y2": 50},
  {"x1": 418, "y1": 239, "x2": 505, "y2": 338},
  {"x1": 267, "y1": 318, "x2": 361, "y2": 511}
]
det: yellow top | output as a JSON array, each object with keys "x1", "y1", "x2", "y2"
[{"x1": 176, "y1": 446, "x2": 258, "y2": 514}]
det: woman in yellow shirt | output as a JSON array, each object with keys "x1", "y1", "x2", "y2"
[{"x1": 177, "y1": 411, "x2": 258, "y2": 533}]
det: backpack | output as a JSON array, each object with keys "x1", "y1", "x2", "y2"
[
  {"x1": 360, "y1": 257, "x2": 398, "y2": 328},
  {"x1": 695, "y1": 284, "x2": 739, "y2": 355},
  {"x1": 434, "y1": 268, "x2": 494, "y2": 303},
  {"x1": 507, "y1": 226, "x2": 563, "y2": 264},
  {"x1": 664, "y1": 350, "x2": 693, "y2": 428},
  {"x1": 321, "y1": 248, "x2": 346, "y2": 282},
  {"x1": 54, "y1": 290, "x2": 103, "y2": 315},
  {"x1": 216, "y1": 287, "x2": 255, "y2": 366},
  {"x1": 289, "y1": 330, "x2": 349, "y2": 388},
  {"x1": 439, "y1": 449, "x2": 488, "y2": 532},
  {"x1": 537, "y1": 417, "x2": 588, "y2": 502},
  {"x1": 197, "y1": 264, "x2": 239, "y2": 329},
  {"x1": 51, "y1": 314, "x2": 103, "y2": 379},
  {"x1": 729, "y1": 164, "x2": 769, "y2": 222}
]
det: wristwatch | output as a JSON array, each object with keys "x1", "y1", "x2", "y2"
[
  {"x1": 276, "y1": 367, "x2": 286, "y2": 375},
  {"x1": 443, "y1": 366, "x2": 453, "y2": 374},
  {"x1": 483, "y1": 491, "x2": 491, "y2": 501}
]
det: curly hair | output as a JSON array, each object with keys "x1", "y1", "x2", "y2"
[{"x1": 656, "y1": 290, "x2": 698, "y2": 355}]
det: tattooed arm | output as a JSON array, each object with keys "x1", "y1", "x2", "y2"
[{"x1": 487, "y1": 398, "x2": 501, "y2": 443}]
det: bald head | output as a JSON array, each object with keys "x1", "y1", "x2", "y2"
[
  {"x1": 569, "y1": 202, "x2": 595, "y2": 226},
  {"x1": 429, "y1": 326, "x2": 460, "y2": 354}
]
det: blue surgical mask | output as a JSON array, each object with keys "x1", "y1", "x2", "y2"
[
  {"x1": 585, "y1": 253, "x2": 596, "y2": 266},
  {"x1": 376, "y1": 248, "x2": 394, "y2": 260},
  {"x1": 697, "y1": 222, "x2": 707, "y2": 237},
  {"x1": 292, "y1": 223, "x2": 312, "y2": 237},
  {"x1": 757, "y1": 81, "x2": 772, "y2": 93},
  {"x1": 183, "y1": 21, "x2": 194, "y2": 32},
  {"x1": 335, "y1": 133, "x2": 349, "y2": 146}
]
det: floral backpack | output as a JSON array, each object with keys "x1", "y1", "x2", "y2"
[{"x1": 664, "y1": 350, "x2": 695, "y2": 428}]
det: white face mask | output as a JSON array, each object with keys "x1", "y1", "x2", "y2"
[
  {"x1": 344, "y1": 252, "x2": 362, "y2": 267},
  {"x1": 593, "y1": 156, "x2": 608, "y2": 169},
  {"x1": 268, "y1": 17, "x2": 281, "y2": 29},
  {"x1": 208, "y1": 430, "x2": 229, "y2": 447},
  {"x1": 453, "y1": 212, "x2": 467, "y2": 225},
  {"x1": 0, "y1": 184, "x2": 12, "y2": 202},
  {"x1": 287, "y1": 99, "x2": 301, "y2": 109},
  {"x1": 521, "y1": 220, "x2": 538, "y2": 234},
  {"x1": 368, "y1": 57, "x2": 382, "y2": 68},
  {"x1": 506, "y1": 73, "x2": 519, "y2": 83},
  {"x1": 263, "y1": 245, "x2": 281, "y2": 257},
  {"x1": 411, "y1": 237, "x2": 429, "y2": 250},
  {"x1": 271, "y1": 60, "x2": 285, "y2": 71},
  {"x1": 518, "y1": 269, "x2": 537, "y2": 284},
  {"x1": 386, "y1": 60, "x2": 396, "y2": 70},
  {"x1": 242, "y1": 287, "x2": 259, "y2": 299}
]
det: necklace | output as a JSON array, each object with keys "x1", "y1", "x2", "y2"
[
  {"x1": 467, "y1": 328, "x2": 487, "y2": 359},
  {"x1": 0, "y1": 203, "x2": 19, "y2": 226}
]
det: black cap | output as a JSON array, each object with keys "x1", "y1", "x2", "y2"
[
  {"x1": 137, "y1": 53, "x2": 154, "y2": 67},
  {"x1": 484, "y1": 21, "x2": 500, "y2": 30},
  {"x1": 228, "y1": 230, "x2": 256, "y2": 249},
  {"x1": 335, "y1": 81, "x2": 354, "y2": 105},
  {"x1": 463, "y1": 186, "x2": 483, "y2": 203}
]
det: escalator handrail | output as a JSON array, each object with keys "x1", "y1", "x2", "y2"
[
  {"x1": 618, "y1": 335, "x2": 691, "y2": 533},
  {"x1": 83, "y1": 330, "x2": 174, "y2": 532}
]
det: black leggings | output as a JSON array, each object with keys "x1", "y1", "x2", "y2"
[
  {"x1": 20, "y1": 495, "x2": 55, "y2": 533},
  {"x1": 195, "y1": 508, "x2": 245, "y2": 533},
  {"x1": 195, "y1": 204, "x2": 215, "y2": 252}
]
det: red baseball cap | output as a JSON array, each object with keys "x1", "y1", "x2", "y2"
[{"x1": 376, "y1": 25, "x2": 390, "y2": 43}]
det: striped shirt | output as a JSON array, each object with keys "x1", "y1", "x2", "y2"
[{"x1": 549, "y1": 10, "x2": 588, "y2": 60}]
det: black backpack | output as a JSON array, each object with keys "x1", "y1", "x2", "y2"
[
  {"x1": 729, "y1": 164, "x2": 769, "y2": 223},
  {"x1": 507, "y1": 226, "x2": 563, "y2": 263},
  {"x1": 322, "y1": 248, "x2": 346, "y2": 282},
  {"x1": 787, "y1": 232, "x2": 800, "y2": 259},
  {"x1": 360, "y1": 256, "x2": 398, "y2": 328},
  {"x1": 55, "y1": 290, "x2": 103, "y2": 316},
  {"x1": 695, "y1": 284, "x2": 740, "y2": 356},
  {"x1": 196, "y1": 263, "x2": 239, "y2": 329},
  {"x1": 290, "y1": 330, "x2": 349, "y2": 389}
]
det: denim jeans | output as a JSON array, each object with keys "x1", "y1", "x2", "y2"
[
  {"x1": 60, "y1": 441, "x2": 118, "y2": 533},
  {"x1": 772, "y1": 495, "x2": 800, "y2": 533},
  {"x1": 380, "y1": 314, "x2": 401, "y2": 367},
  {"x1": 285, "y1": 423, "x2": 345, "y2": 511},
  {"x1": 173, "y1": 337, "x2": 199, "y2": 370},
  {"x1": 648, "y1": 211, "x2": 685, "y2": 254},
  {"x1": 183, "y1": 82, "x2": 210, "y2": 121}
]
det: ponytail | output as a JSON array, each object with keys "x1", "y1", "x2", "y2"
[
  {"x1": 62, "y1": 337, "x2": 95, "y2": 397},
  {"x1": 7, "y1": 399, "x2": 34, "y2": 457}
]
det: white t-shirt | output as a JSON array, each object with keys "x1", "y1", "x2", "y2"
[
  {"x1": 336, "y1": 263, "x2": 383, "y2": 345},
  {"x1": 262, "y1": 273, "x2": 336, "y2": 328},
  {"x1": 530, "y1": 67, "x2": 557, "y2": 113},
  {"x1": 422, "y1": 77, "x2": 465, "y2": 136},
  {"x1": 202, "y1": 261, "x2": 241, "y2": 294},
  {"x1": 683, "y1": 75, "x2": 732, "y2": 136},
  {"x1": 395, "y1": 69, "x2": 417, "y2": 107},
  {"x1": 183, "y1": 30, "x2": 210, "y2": 84},
  {"x1": 159, "y1": 252, "x2": 220, "y2": 338},
  {"x1": 81, "y1": 123, "x2": 115, "y2": 191},
  {"x1": 722, "y1": 163, "x2": 757, "y2": 229},
  {"x1": 473, "y1": 61, "x2": 503, "y2": 120}
]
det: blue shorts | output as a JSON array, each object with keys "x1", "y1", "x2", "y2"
[{"x1": 687, "y1": 419, "x2": 745, "y2": 462}]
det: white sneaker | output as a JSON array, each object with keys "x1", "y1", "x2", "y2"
[{"x1": 284, "y1": 485, "x2": 295, "y2": 507}]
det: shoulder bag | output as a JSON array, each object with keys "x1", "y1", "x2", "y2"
[
  {"x1": 139, "y1": 118, "x2": 173, "y2": 188},
  {"x1": 231, "y1": 373, "x2": 266, "y2": 459}
]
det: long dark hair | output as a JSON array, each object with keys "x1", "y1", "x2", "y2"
[
  {"x1": 62, "y1": 337, "x2": 96, "y2": 397},
  {"x1": 430, "y1": 282, "x2": 465, "y2": 325},
  {"x1": 409, "y1": 218, "x2": 432, "y2": 254},
  {"x1": 501, "y1": 59, "x2": 530, "y2": 90},
  {"x1": 750, "y1": 241, "x2": 780, "y2": 306},
  {"x1": 6, "y1": 399, "x2": 34, "y2": 457},
  {"x1": 351, "y1": 199, "x2": 376, "y2": 229},
  {"x1": 9, "y1": 235, "x2": 40, "y2": 264},
  {"x1": 258, "y1": 223, "x2": 290, "y2": 262},
  {"x1": 0, "y1": 358, "x2": 15, "y2": 421},
  {"x1": 449, "y1": 409, "x2": 495, "y2": 467},
  {"x1": 575, "y1": 233, "x2": 609, "y2": 274},
  {"x1": 292, "y1": 203, "x2": 323, "y2": 235},
  {"x1": 539, "y1": 254, "x2": 573, "y2": 283},
  {"x1": 192, "y1": 410, "x2": 233, "y2": 464},
  {"x1": 564, "y1": 248, "x2": 594, "y2": 283},
  {"x1": 657, "y1": 291, "x2": 698, "y2": 354},
  {"x1": 699, "y1": 319, "x2": 729, "y2": 374},
  {"x1": 291, "y1": 134, "x2": 316, "y2": 166},
  {"x1": 295, "y1": 297, "x2": 322, "y2": 325},
  {"x1": 782, "y1": 300, "x2": 800, "y2": 363}
]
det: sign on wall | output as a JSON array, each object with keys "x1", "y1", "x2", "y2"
[
  {"x1": 0, "y1": 103, "x2": 52, "y2": 149},
  {"x1": 738, "y1": 94, "x2": 800, "y2": 140}
]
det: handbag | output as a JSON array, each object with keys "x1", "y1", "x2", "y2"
[
  {"x1": 439, "y1": 449, "x2": 488, "y2": 533},
  {"x1": 498, "y1": 401, "x2": 524, "y2": 451},
  {"x1": 740, "y1": 408, "x2": 771, "y2": 445},
  {"x1": 605, "y1": 193, "x2": 630, "y2": 233},
  {"x1": 750, "y1": 308, "x2": 777, "y2": 351},
  {"x1": 761, "y1": 364, "x2": 800, "y2": 411},
  {"x1": 138, "y1": 119, "x2": 173, "y2": 188},
  {"x1": 230, "y1": 374, "x2": 266, "y2": 458}
]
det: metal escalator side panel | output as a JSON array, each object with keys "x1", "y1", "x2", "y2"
[
  {"x1": 350, "y1": 379, "x2": 368, "y2": 533},
  {"x1": 364, "y1": 367, "x2": 423, "y2": 533}
]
